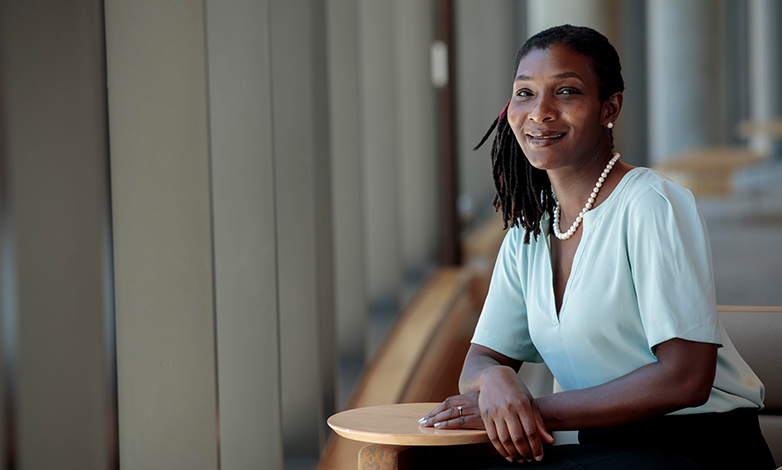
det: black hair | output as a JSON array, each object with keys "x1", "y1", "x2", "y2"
[{"x1": 475, "y1": 24, "x2": 624, "y2": 243}]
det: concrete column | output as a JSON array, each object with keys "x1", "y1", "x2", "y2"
[
  {"x1": 748, "y1": 0, "x2": 782, "y2": 158},
  {"x1": 527, "y1": 0, "x2": 621, "y2": 41},
  {"x1": 104, "y1": 2, "x2": 219, "y2": 469},
  {"x1": 396, "y1": 0, "x2": 439, "y2": 281},
  {"x1": 616, "y1": 0, "x2": 649, "y2": 167},
  {"x1": 0, "y1": 1, "x2": 112, "y2": 468},
  {"x1": 358, "y1": 0, "x2": 402, "y2": 310},
  {"x1": 326, "y1": 0, "x2": 368, "y2": 392},
  {"x1": 269, "y1": 0, "x2": 335, "y2": 462},
  {"x1": 203, "y1": 1, "x2": 283, "y2": 468},
  {"x1": 725, "y1": 0, "x2": 750, "y2": 147},
  {"x1": 647, "y1": 0, "x2": 727, "y2": 163},
  {"x1": 454, "y1": 0, "x2": 516, "y2": 226}
]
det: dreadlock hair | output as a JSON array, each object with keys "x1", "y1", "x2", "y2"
[{"x1": 475, "y1": 24, "x2": 625, "y2": 244}]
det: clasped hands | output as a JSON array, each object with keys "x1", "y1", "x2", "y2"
[{"x1": 418, "y1": 366, "x2": 554, "y2": 463}]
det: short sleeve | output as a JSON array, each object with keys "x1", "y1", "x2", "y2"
[
  {"x1": 628, "y1": 181, "x2": 722, "y2": 353},
  {"x1": 471, "y1": 226, "x2": 543, "y2": 363}
]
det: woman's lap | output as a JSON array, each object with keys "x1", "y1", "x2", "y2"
[
  {"x1": 454, "y1": 408, "x2": 775, "y2": 470},
  {"x1": 462, "y1": 444, "x2": 697, "y2": 470}
]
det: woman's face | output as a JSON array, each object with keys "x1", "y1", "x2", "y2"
[{"x1": 507, "y1": 44, "x2": 616, "y2": 171}]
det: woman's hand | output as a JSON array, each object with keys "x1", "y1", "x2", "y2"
[
  {"x1": 418, "y1": 392, "x2": 484, "y2": 430},
  {"x1": 477, "y1": 365, "x2": 554, "y2": 463}
]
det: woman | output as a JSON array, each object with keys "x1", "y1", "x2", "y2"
[{"x1": 420, "y1": 25, "x2": 775, "y2": 469}]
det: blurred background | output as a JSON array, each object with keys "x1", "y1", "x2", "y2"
[{"x1": 0, "y1": 0, "x2": 780, "y2": 469}]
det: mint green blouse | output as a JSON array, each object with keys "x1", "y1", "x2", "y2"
[{"x1": 472, "y1": 168, "x2": 764, "y2": 414}]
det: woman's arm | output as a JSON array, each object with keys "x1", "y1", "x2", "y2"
[
  {"x1": 536, "y1": 337, "x2": 718, "y2": 430},
  {"x1": 424, "y1": 338, "x2": 717, "y2": 463},
  {"x1": 458, "y1": 343, "x2": 522, "y2": 393}
]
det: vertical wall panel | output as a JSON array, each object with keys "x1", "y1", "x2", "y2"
[
  {"x1": 206, "y1": 0, "x2": 283, "y2": 469},
  {"x1": 455, "y1": 0, "x2": 515, "y2": 225},
  {"x1": 397, "y1": 0, "x2": 440, "y2": 279},
  {"x1": 204, "y1": 1, "x2": 284, "y2": 469},
  {"x1": 358, "y1": 0, "x2": 402, "y2": 309},
  {"x1": 269, "y1": 0, "x2": 334, "y2": 461},
  {"x1": 0, "y1": 27, "x2": 10, "y2": 470},
  {"x1": 326, "y1": 0, "x2": 368, "y2": 399},
  {"x1": 104, "y1": 2, "x2": 219, "y2": 469},
  {"x1": 0, "y1": 1, "x2": 111, "y2": 468}
]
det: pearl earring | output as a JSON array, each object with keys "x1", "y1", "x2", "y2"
[{"x1": 607, "y1": 122, "x2": 614, "y2": 129}]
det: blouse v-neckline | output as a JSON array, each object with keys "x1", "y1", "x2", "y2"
[{"x1": 544, "y1": 167, "x2": 641, "y2": 323}]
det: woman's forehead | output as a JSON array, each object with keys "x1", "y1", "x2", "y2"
[{"x1": 515, "y1": 44, "x2": 597, "y2": 83}]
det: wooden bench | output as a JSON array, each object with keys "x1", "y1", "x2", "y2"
[{"x1": 655, "y1": 146, "x2": 764, "y2": 196}]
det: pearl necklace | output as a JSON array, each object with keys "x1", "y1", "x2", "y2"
[{"x1": 553, "y1": 153, "x2": 620, "y2": 241}]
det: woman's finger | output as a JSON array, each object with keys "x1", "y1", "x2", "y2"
[
  {"x1": 423, "y1": 403, "x2": 479, "y2": 426},
  {"x1": 513, "y1": 411, "x2": 539, "y2": 462},
  {"x1": 493, "y1": 416, "x2": 526, "y2": 463},
  {"x1": 419, "y1": 398, "x2": 452, "y2": 423},
  {"x1": 503, "y1": 414, "x2": 532, "y2": 462},
  {"x1": 483, "y1": 415, "x2": 512, "y2": 462},
  {"x1": 419, "y1": 393, "x2": 479, "y2": 426},
  {"x1": 430, "y1": 414, "x2": 485, "y2": 430}
]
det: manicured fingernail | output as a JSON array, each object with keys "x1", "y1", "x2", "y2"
[
  {"x1": 536, "y1": 455, "x2": 543, "y2": 461},
  {"x1": 433, "y1": 422, "x2": 442, "y2": 428},
  {"x1": 418, "y1": 418, "x2": 425, "y2": 424},
  {"x1": 505, "y1": 457, "x2": 513, "y2": 463}
]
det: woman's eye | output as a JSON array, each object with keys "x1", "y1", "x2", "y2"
[
  {"x1": 515, "y1": 89, "x2": 532, "y2": 97},
  {"x1": 559, "y1": 88, "x2": 580, "y2": 95}
]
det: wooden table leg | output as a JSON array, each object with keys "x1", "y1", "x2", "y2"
[
  {"x1": 358, "y1": 444, "x2": 410, "y2": 470},
  {"x1": 358, "y1": 443, "x2": 499, "y2": 470}
]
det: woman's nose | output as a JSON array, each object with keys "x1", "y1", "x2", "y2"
[{"x1": 528, "y1": 96, "x2": 556, "y2": 122}]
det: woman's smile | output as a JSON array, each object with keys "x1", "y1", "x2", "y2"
[{"x1": 526, "y1": 129, "x2": 568, "y2": 147}]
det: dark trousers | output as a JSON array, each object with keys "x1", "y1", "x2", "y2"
[{"x1": 463, "y1": 408, "x2": 776, "y2": 470}]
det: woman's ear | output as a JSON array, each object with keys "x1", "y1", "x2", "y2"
[{"x1": 603, "y1": 91, "x2": 623, "y2": 126}]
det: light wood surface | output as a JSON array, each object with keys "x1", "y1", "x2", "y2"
[
  {"x1": 655, "y1": 146, "x2": 763, "y2": 195},
  {"x1": 737, "y1": 119, "x2": 782, "y2": 139},
  {"x1": 328, "y1": 403, "x2": 489, "y2": 446}
]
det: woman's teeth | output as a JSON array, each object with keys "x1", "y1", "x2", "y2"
[{"x1": 530, "y1": 133, "x2": 565, "y2": 139}]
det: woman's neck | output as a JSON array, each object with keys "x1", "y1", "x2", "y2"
[{"x1": 548, "y1": 153, "x2": 631, "y2": 226}]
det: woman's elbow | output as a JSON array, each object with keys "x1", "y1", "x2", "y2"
[
  {"x1": 657, "y1": 339, "x2": 717, "y2": 409},
  {"x1": 687, "y1": 379, "x2": 713, "y2": 407},
  {"x1": 675, "y1": 369, "x2": 715, "y2": 408}
]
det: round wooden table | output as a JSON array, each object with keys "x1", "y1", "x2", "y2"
[{"x1": 327, "y1": 402, "x2": 489, "y2": 446}]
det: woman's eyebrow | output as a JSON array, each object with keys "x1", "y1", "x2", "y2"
[
  {"x1": 514, "y1": 71, "x2": 583, "y2": 82},
  {"x1": 553, "y1": 72, "x2": 583, "y2": 80}
]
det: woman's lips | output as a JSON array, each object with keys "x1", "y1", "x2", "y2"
[{"x1": 526, "y1": 131, "x2": 566, "y2": 147}]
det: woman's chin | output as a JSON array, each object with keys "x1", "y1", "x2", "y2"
[{"x1": 521, "y1": 149, "x2": 559, "y2": 171}]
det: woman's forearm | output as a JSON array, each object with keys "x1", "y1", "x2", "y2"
[
  {"x1": 458, "y1": 344, "x2": 522, "y2": 394},
  {"x1": 537, "y1": 338, "x2": 717, "y2": 431}
]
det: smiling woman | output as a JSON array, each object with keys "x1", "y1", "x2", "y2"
[{"x1": 419, "y1": 25, "x2": 776, "y2": 470}]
